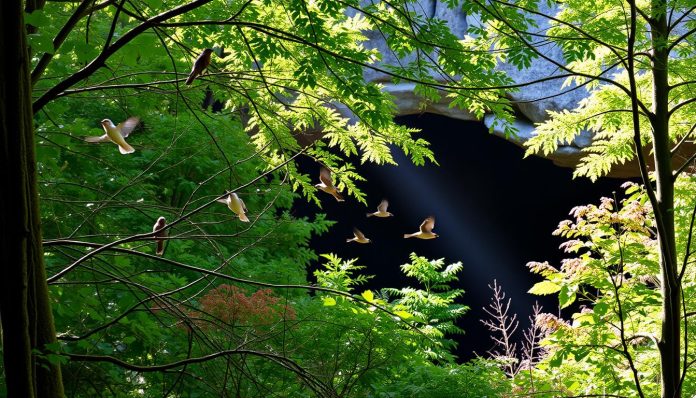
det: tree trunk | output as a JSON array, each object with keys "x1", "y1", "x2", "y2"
[
  {"x1": 650, "y1": 0, "x2": 680, "y2": 396},
  {"x1": 0, "y1": 0, "x2": 65, "y2": 397}
]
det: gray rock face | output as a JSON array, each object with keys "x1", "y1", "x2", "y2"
[
  {"x1": 434, "y1": 1, "x2": 467, "y2": 37},
  {"x1": 357, "y1": 0, "x2": 607, "y2": 173},
  {"x1": 483, "y1": 115, "x2": 537, "y2": 147},
  {"x1": 362, "y1": 0, "x2": 468, "y2": 83},
  {"x1": 494, "y1": 1, "x2": 588, "y2": 123},
  {"x1": 385, "y1": 83, "x2": 476, "y2": 121}
]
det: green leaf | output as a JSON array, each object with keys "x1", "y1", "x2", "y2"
[
  {"x1": 143, "y1": 0, "x2": 163, "y2": 8},
  {"x1": 593, "y1": 302, "x2": 609, "y2": 316},
  {"x1": 559, "y1": 285, "x2": 577, "y2": 309},
  {"x1": 73, "y1": 41, "x2": 100, "y2": 63},
  {"x1": 27, "y1": 33, "x2": 54, "y2": 54},
  {"x1": 528, "y1": 280, "x2": 561, "y2": 295},
  {"x1": 115, "y1": 255, "x2": 131, "y2": 267},
  {"x1": 46, "y1": 353, "x2": 69, "y2": 366},
  {"x1": 322, "y1": 297, "x2": 336, "y2": 306},
  {"x1": 549, "y1": 350, "x2": 566, "y2": 367},
  {"x1": 24, "y1": 10, "x2": 51, "y2": 27},
  {"x1": 572, "y1": 348, "x2": 589, "y2": 361}
]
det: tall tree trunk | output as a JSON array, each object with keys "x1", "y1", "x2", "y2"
[
  {"x1": 650, "y1": 0, "x2": 680, "y2": 396},
  {"x1": 0, "y1": 0, "x2": 65, "y2": 397}
]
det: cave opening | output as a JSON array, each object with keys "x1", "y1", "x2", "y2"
[{"x1": 294, "y1": 112, "x2": 625, "y2": 360}]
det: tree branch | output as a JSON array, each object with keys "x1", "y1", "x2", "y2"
[
  {"x1": 31, "y1": 0, "x2": 102, "y2": 84},
  {"x1": 32, "y1": 0, "x2": 214, "y2": 113}
]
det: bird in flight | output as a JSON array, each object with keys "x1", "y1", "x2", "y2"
[
  {"x1": 152, "y1": 216, "x2": 167, "y2": 256},
  {"x1": 346, "y1": 228, "x2": 371, "y2": 244},
  {"x1": 367, "y1": 199, "x2": 393, "y2": 218},
  {"x1": 186, "y1": 48, "x2": 213, "y2": 85},
  {"x1": 404, "y1": 217, "x2": 438, "y2": 239},
  {"x1": 315, "y1": 166, "x2": 344, "y2": 202},
  {"x1": 84, "y1": 117, "x2": 140, "y2": 154},
  {"x1": 217, "y1": 191, "x2": 249, "y2": 222}
]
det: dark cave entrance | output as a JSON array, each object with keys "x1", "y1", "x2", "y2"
[{"x1": 294, "y1": 113, "x2": 625, "y2": 360}]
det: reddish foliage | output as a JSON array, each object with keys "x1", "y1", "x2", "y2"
[{"x1": 197, "y1": 285, "x2": 295, "y2": 328}]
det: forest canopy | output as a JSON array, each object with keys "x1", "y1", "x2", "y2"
[{"x1": 2, "y1": 0, "x2": 696, "y2": 397}]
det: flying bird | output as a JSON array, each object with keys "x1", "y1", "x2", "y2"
[
  {"x1": 152, "y1": 216, "x2": 167, "y2": 256},
  {"x1": 404, "y1": 216, "x2": 438, "y2": 239},
  {"x1": 185, "y1": 48, "x2": 213, "y2": 85},
  {"x1": 217, "y1": 191, "x2": 249, "y2": 222},
  {"x1": 315, "y1": 166, "x2": 344, "y2": 202},
  {"x1": 367, "y1": 199, "x2": 393, "y2": 218},
  {"x1": 346, "y1": 228, "x2": 371, "y2": 244},
  {"x1": 214, "y1": 46, "x2": 231, "y2": 58},
  {"x1": 84, "y1": 117, "x2": 140, "y2": 154}
]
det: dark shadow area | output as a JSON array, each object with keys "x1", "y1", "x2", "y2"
[{"x1": 294, "y1": 113, "x2": 626, "y2": 361}]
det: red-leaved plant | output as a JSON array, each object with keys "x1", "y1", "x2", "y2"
[{"x1": 194, "y1": 285, "x2": 295, "y2": 330}]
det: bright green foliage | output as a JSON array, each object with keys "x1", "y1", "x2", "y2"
[
  {"x1": 527, "y1": 280, "x2": 561, "y2": 296},
  {"x1": 314, "y1": 253, "x2": 372, "y2": 294},
  {"x1": 90, "y1": 254, "x2": 494, "y2": 397},
  {"x1": 17, "y1": 0, "x2": 519, "y2": 395},
  {"x1": 21, "y1": 0, "x2": 677, "y2": 395},
  {"x1": 519, "y1": 180, "x2": 696, "y2": 396},
  {"x1": 29, "y1": 0, "x2": 518, "y2": 206},
  {"x1": 517, "y1": 1, "x2": 696, "y2": 181},
  {"x1": 38, "y1": 102, "x2": 334, "y2": 396},
  {"x1": 308, "y1": 255, "x2": 503, "y2": 397},
  {"x1": 385, "y1": 253, "x2": 468, "y2": 363},
  {"x1": 371, "y1": 359, "x2": 510, "y2": 398},
  {"x1": 525, "y1": 77, "x2": 652, "y2": 181},
  {"x1": 25, "y1": 47, "x2": 504, "y2": 398},
  {"x1": 458, "y1": 0, "x2": 696, "y2": 395}
]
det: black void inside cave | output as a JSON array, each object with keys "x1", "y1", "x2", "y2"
[{"x1": 292, "y1": 113, "x2": 624, "y2": 361}]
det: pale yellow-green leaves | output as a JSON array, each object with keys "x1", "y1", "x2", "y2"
[{"x1": 528, "y1": 280, "x2": 562, "y2": 295}]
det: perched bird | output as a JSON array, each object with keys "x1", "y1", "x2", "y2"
[
  {"x1": 346, "y1": 228, "x2": 371, "y2": 244},
  {"x1": 315, "y1": 166, "x2": 344, "y2": 202},
  {"x1": 367, "y1": 199, "x2": 393, "y2": 218},
  {"x1": 84, "y1": 117, "x2": 140, "y2": 154},
  {"x1": 185, "y1": 48, "x2": 213, "y2": 85},
  {"x1": 404, "y1": 216, "x2": 438, "y2": 239},
  {"x1": 217, "y1": 191, "x2": 249, "y2": 222},
  {"x1": 152, "y1": 216, "x2": 167, "y2": 256}
]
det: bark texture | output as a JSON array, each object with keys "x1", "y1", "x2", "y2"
[
  {"x1": 648, "y1": 0, "x2": 681, "y2": 396},
  {"x1": 0, "y1": 0, "x2": 64, "y2": 396}
]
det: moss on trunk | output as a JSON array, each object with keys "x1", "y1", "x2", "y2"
[{"x1": 0, "y1": 0, "x2": 64, "y2": 396}]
